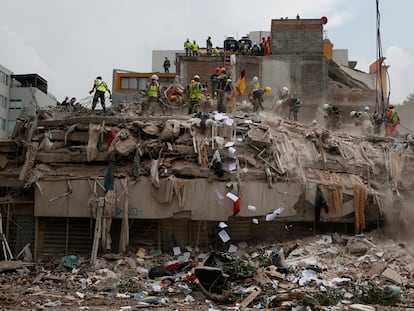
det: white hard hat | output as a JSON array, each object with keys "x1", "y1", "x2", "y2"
[
  {"x1": 364, "y1": 106, "x2": 369, "y2": 111},
  {"x1": 227, "y1": 79, "x2": 232, "y2": 83},
  {"x1": 282, "y1": 86, "x2": 289, "y2": 92},
  {"x1": 253, "y1": 76, "x2": 258, "y2": 83},
  {"x1": 193, "y1": 75, "x2": 200, "y2": 80},
  {"x1": 151, "y1": 74, "x2": 159, "y2": 81}
]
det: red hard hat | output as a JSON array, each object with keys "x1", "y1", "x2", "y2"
[{"x1": 215, "y1": 67, "x2": 220, "y2": 74}]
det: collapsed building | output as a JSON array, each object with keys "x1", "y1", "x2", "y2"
[
  {"x1": 0, "y1": 17, "x2": 400, "y2": 263},
  {"x1": 0, "y1": 98, "x2": 412, "y2": 261}
]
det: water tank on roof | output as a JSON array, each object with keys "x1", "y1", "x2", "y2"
[
  {"x1": 238, "y1": 36, "x2": 252, "y2": 49},
  {"x1": 224, "y1": 37, "x2": 239, "y2": 52}
]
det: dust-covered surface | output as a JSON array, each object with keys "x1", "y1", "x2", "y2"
[{"x1": 0, "y1": 232, "x2": 413, "y2": 310}]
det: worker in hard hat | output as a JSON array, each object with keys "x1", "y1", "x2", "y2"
[
  {"x1": 184, "y1": 39, "x2": 192, "y2": 56},
  {"x1": 209, "y1": 67, "x2": 220, "y2": 99},
  {"x1": 275, "y1": 87, "x2": 301, "y2": 121},
  {"x1": 188, "y1": 75, "x2": 203, "y2": 114},
  {"x1": 385, "y1": 103, "x2": 400, "y2": 137},
  {"x1": 350, "y1": 106, "x2": 373, "y2": 136},
  {"x1": 163, "y1": 57, "x2": 171, "y2": 73},
  {"x1": 89, "y1": 76, "x2": 111, "y2": 114},
  {"x1": 323, "y1": 103, "x2": 342, "y2": 130},
  {"x1": 216, "y1": 68, "x2": 229, "y2": 112},
  {"x1": 250, "y1": 43, "x2": 260, "y2": 56},
  {"x1": 146, "y1": 74, "x2": 162, "y2": 115},
  {"x1": 249, "y1": 77, "x2": 271, "y2": 112},
  {"x1": 192, "y1": 40, "x2": 199, "y2": 56}
]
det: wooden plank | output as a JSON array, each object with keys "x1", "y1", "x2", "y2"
[
  {"x1": 239, "y1": 287, "x2": 261, "y2": 309},
  {"x1": 91, "y1": 198, "x2": 104, "y2": 266},
  {"x1": 36, "y1": 151, "x2": 108, "y2": 163}
]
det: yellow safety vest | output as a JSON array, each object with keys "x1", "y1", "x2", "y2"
[
  {"x1": 192, "y1": 43, "x2": 199, "y2": 51},
  {"x1": 189, "y1": 82, "x2": 202, "y2": 100},
  {"x1": 147, "y1": 82, "x2": 159, "y2": 98},
  {"x1": 95, "y1": 79, "x2": 107, "y2": 92}
]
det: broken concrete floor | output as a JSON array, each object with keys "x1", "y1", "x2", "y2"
[{"x1": 0, "y1": 231, "x2": 413, "y2": 310}]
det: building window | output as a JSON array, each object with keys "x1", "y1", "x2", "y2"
[
  {"x1": 9, "y1": 99, "x2": 22, "y2": 109},
  {"x1": 138, "y1": 78, "x2": 148, "y2": 91},
  {"x1": 0, "y1": 71, "x2": 9, "y2": 86},
  {"x1": 0, "y1": 118, "x2": 6, "y2": 131},
  {"x1": 0, "y1": 95, "x2": 7, "y2": 108},
  {"x1": 120, "y1": 77, "x2": 139, "y2": 90},
  {"x1": 8, "y1": 120, "x2": 15, "y2": 133}
]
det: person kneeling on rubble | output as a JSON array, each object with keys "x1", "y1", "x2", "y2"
[
  {"x1": 146, "y1": 74, "x2": 163, "y2": 115},
  {"x1": 350, "y1": 106, "x2": 373, "y2": 136},
  {"x1": 275, "y1": 87, "x2": 301, "y2": 121},
  {"x1": 323, "y1": 103, "x2": 342, "y2": 130}
]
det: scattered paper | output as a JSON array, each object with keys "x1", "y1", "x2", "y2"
[
  {"x1": 224, "y1": 118, "x2": 234, "y2": 126},
  {"x1": 252, "y1": 218, "x2": 259, "y2": 224},
  {"x1": 266, "y1": 213, "x2": 277, "y2": 221},
  {"x1": 218, "y1": 229, "x2": 230, "y2": 243},
  {"x1": 173, "y1": 247, "x2": 181, "y2": 256},
  {"x1": 218, "y1": 221, "x2": 228, "y2": 229},
  {"x1": 214, "y1": 113, "x2": 227, "y2": 121},
  {"x1": 224, "y1": 141, "x2": 234, "y2": 147},
  {"x1": 228, "y1": 147, "x2": 236, "y2": 159},
  {"x1": 228, "y1": 161, "x2": 237, "y2": 171},
  {"x1": 248, "y1": 205, "x2": 256, "y2": 211},
  {"x1": 215, "y1": 189, "x2": 224, "y2": 201},
  {"x1": 274, "y1": 207, "x2": 285, "y2": 215},
  {"x1": 228, "y1": 244, "x2": 238, "y2": 253},
  {"x1": 226, "y1": 192, "x2": 239, "y2": 202}
]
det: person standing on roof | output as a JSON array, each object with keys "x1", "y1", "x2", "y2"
[
  {"x1": 214, "y1": 46, "x2": 221, "y2": 56},
  {"x1": 188, "y1": 75, "x2": 203, "y2": 114},
  {"x1": 264, "y1": 36, "x2": 271, "y2": 56},
  {"x1": 146, "y1": 74, "x2": 162, "y2": 115},
  {"x1": 184, "y1": 39, "x2": 192, "y2": 56},
  {"x1": 385, "y1": 103, "x2": 400, "y2": 137},
  {"x1": 163, "y1": 57, "x2": 171, "y2": 73},
  {"x1": 192, "y1": 40, "x2": 199, "y2": 56},
  {"x1": 89, "y1": 76, "x2": 111, "y2": 113},
  {"x1": 206, "y1": 36, "x2": 213, "y2": 56}
]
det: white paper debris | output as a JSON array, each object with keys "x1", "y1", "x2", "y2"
[
  {"x1": 226, "y1": 192, "x2": 239, "y2": 202},
  {"x1": 248, "y1": 205, "x2": 256, "y2": 211},
  {"x1": 173, "y1": 247, "x2": 181, "y2": 255},
  {"x1": 218, "y1": 221, "x2": 228, "y2": 228},
  {"x1": 252, "y1": 218, "x2": 259, "y2": 224},
  {"x1": 224, "y1": 141, "x2": 235, "y2": 147},
  {"x1": 218, "y1": 229, "x2": 230, "y2": 243},
  {"x1": 224, "y1": 118, "x2": 234, "y2": 126},
  {"x1": 228, "y1": 161, "x2": 237, "y2": 171},
  {"x1": 215, "y1": 189, "x2": 224, "y2": 201},
  {"x1": 228, "y1": 244, "x2": 238, "y2": 253},
  {"x1": 228, "y1": 147, "x2": 236, "y2": 159}
]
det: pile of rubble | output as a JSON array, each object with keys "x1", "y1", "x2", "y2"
[{"x1": 0, "y1": 231, "x2": 413, "y2": 310}]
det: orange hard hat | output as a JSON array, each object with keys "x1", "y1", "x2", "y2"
[{"x1": 220, "y1": 67, "x2": 226, "y2": 73}]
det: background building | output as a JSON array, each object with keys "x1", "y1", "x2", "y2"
[{"x1": 0, "y1": 64, "x2": 57, "y2": 139}]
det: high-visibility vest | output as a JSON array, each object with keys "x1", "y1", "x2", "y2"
[
  {"x1": 192, "y1": 43, "x2": 199, "y2": 52},
  {"x1": 252, "y1": 81, "x2": 260, "y2": 92},
  {"x1": 184, "y1": 41, "x2": 192, "y2": 49},
  {"x1": 386, "y1": 109, "x2": 399, "y2": 126},
  {"x1": 189, "y1": 82, "x2": 202, "y2": 100},
  {"x1": 214, "y1": 48, "x2": 220, "y2": 56},
  {"x1": 95, "y1": 79, "x2": 107, "y2": 92},
  {"x1": 147, "y1": 82, "x2": 159, "y2": 98}
]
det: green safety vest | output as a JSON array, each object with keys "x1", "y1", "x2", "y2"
[
  {"x1": 147, "y1": 82, "x2": 159, "y2": 98},
  {"x1": 214, "y1": 48, "x2": 220, "y2": 56},
  {"x1": 252, "y1": 82, "x2": 260, "y2": 91},
  {"x1": 184, "y1": 41, "x2": 192, "y2": 49},
  {"x1": 387, "y1": 109, "x2": 399, "y2": 126},
  {"x1": 192, "y1": 43, "x2": 199, "y2": 51},
  {"x1": 189, "y1": 82, "x2": 202, "y2": 100},
  {"x1": 95, "y1": 79, "x2": 107, "y2": 92}
]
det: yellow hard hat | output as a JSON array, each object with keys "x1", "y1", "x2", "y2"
[
  {"x1": 350, "y1": 111, "x2": 356, "y2": 118},
  {"x1": 220, "y1": 67, "x2": 226, "y2": 73},
  {"x1": 322, "y1": 103, "x2": 329, "y2": 110},
  {"x1": 264, "y1": 87, "x2": 271, "y2": 93}
]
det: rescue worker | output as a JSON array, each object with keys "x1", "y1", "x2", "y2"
[
  {"x1": 163, "y1": 57, "x2": 171, "y2": 73},
  {"x1": 188, "y1": 75, "x2": 203, "y2": 114},
  {"x1": 264, "y1": 36, "x2": 271, "y2": 56},
  {"x1": 385, "y1": 103, "x2": 400, "y2": 137},
  {"x1": 249, "y1": 77, "x2": 271, "y2": 112},
  {"x1": 224, "y1": 78, "x2": 236, "y2": 113},
  {"x1": 350, "y1": 106, "x2": 373, "y2": 136},
  {"x1": 192, "y1": 40, "x2": 199, "y2": 56},
  {"x1": 323, "y1": 103, "x2": 342, "y2": 130},
  {"x1": 146, "y1": 74, "x2": 161, "y2": 115},
  {"x1": 89, "y1": 76, "x2": 111, "y2": 113},
  {"x1": 216, "y1": 68, "x2": 228, "y2": 113},
  {"x1": 210, "y1": 67, "x2": 220, "y2": 99},
  {"x1": 214, "y1": 46, "x2": 221, "y2": 56},
  {"x1": 206, "y1": 36, "x2": 213, "y2": 56},
  {"x1": 250, "y1": 43, "x2": 260, "y2": 56},
  {"x1": 184, "y1": 39, "x2": 192, "y2": 56}
]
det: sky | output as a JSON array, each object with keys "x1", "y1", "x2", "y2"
[{"x1": 0, "y1": 0, "x2": 412, "y2": 104}]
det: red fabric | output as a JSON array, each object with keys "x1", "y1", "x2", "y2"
[
  {"x1": 233, "y1": 197, "x2": 241, "y2": 216},
  {"x1": 107, "y1": 128, "x2": 116, "y2": 147}
]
